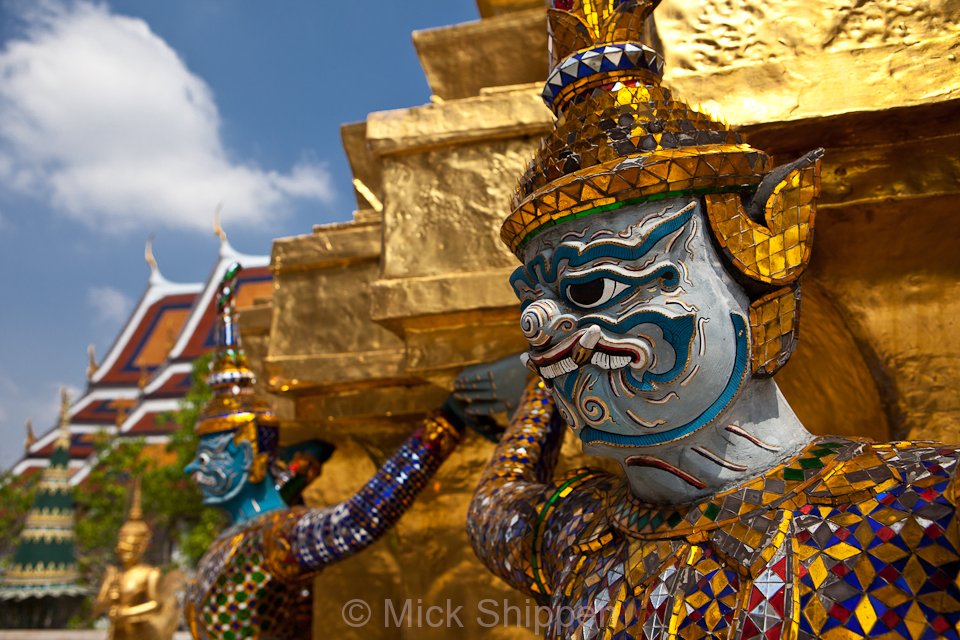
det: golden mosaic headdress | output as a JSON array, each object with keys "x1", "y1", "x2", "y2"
[
  {"x1": 195, "y1": 262, "x2": 278, "y2": 482},
  {"x1": 503, "y1": 0, "x2": 822, "y2": 376}
]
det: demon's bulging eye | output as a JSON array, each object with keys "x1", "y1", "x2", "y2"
[
  {"x1": 564, "y1": 278, "x2": 629, "y2": 309},
  {"x1": 661, "y1": 267, "x2": 680, "y2": 291},
  {"x1": 198, "y1": 452, "x2": 211, "y2": 465}
]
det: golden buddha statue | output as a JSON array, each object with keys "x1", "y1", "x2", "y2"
[{"x1": 94, "y1": 478, "x2": 183, "y2": 640}]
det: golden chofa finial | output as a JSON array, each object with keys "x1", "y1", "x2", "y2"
[
  {"x1": 213, "y1": 203, "x2": 228, "y2": 244},
  {"x1": 56, "y1": 387, "x2": 71, "y2": 449},
  {"x1": 87, "y1": 344, "x2": 99, "y2": 381},
  {"x1": 145, "y1": 236, "x2": 158, "y2": 272},
  {"x1": 25, "y1": 419, "x2": 36, "y2": 453},
  {"x1": 144, "y1": 236, "x2": 169, "y2": 286}
]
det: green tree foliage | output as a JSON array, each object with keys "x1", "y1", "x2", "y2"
[
  {"x1": 72, "y1": 354, "x2": 224, "y2": 586},
  {"x1": 74, "y1": 435, "x2": 148, "y2": 582},
  {"x1": 0, "y1": 471, "x2": 38, "y2": 568}
]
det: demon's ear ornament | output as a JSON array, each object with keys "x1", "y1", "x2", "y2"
[
  {"x1": 249, "y1": 450, "x2": 269, "y2": 484},
  {"x1": 705, "y1": 147, "x2": 823, "y2": 286},
  {"x1": 705, "y1": 148, "x2": 824, "y2": 377}
]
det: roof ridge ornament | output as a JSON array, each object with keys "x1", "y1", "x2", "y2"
[
  {"x1": 144, "y1": 236, "x2": 171, "y2": 287},
  {"x1": 24, "y1": 419, "x2": 36, "y2": 453},
  {"x1": 213, "y1": 203, "x2": 238, "y2": 258},
  {"x1": 86, "y1": 344, "x2": 99, "y2": 381}
]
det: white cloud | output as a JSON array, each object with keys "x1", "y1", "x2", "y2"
[
  {"x1": 87, "y1": 285, "x2": 134, "y2": 326},
  {"x1": 0, "y1": 1, "x2": 334, "y2": 233}
]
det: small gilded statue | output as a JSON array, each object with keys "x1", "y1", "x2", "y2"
[
  {"x1": 184, "y1": 263, "x2": 484, "y2": 639},
  {"x1": 467, "y1": 0, "x2": 960, "y2": 638},
  {"x1": 94, "y1": 478, "x2": 183, "y2": 640}
]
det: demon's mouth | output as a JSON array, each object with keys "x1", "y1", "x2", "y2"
[
  {"x1": 522, "y1": 325, "x2": 653, "y2": 380},
  {"x1": 192, "y1": 471, "x2": 218, "y2": 488}
]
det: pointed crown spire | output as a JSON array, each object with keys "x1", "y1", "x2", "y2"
[
  {"x1": 195, "y1": 263, "x2": 278, "y2": 447},
  {"x1": 501, "y1": 0, "x2": 775, "y2": 256},
  {"x1": 118, "y1": 476, "x2": 150, "y2": 542},
  {"x1": 546, "y1": 0, "x2": 659, "y2": 71},
  {"x1": 129, "y1": 475, "x2": 143, "y2": 521}
]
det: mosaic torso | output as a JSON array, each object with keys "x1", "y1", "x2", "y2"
[
  {"x1": 186, "y1": 512, "x2": 312, "y2": 640},
  {"x1": 187, "y1": 414, "x2": 461, "y2": 640},
  {"x1": 470, "y1": 384, "x2": 960, "y2": 639}
]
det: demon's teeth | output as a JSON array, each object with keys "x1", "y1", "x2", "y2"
[
  {"x1": 589, "y1": 352, "x2": 633, "y2": 370},
  {"x1": 193, "y1": 473, "x2": 216, "y2": 487},
  {"x1": 591, "y1": 352, "x2": 610, "y2": 369},
  {"x1": 541, "y1": 357, "x2": 578, "y2": 379}
]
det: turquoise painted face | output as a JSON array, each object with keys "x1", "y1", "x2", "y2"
[
  {"x1": 513, "y1": 198, "x2": 751, "y2": 450},
  {"x1": 185, "y1": 432, "x2": 253, "y2": 505}
]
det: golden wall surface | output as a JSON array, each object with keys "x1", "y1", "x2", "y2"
[
  {"x1": 256, "y1": 1, "x2": 960, "y2": 637},
  {"x1": 266, "y1": 208, "x2": 548, "y2": 639}
]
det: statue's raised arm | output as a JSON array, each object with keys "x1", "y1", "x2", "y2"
[
  {"x1": 467, "y1": 374, "x2": 615, "y2": 600},
  {"x1": 184, "y1": 262, "x2": 467, "y2": 640},
  {"x1": 261, "y1": 409, "x2": 463, "y2": 578}
]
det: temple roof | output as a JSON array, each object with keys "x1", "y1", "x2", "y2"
[
  {"x1": 13, "y1": 235, "x2": 272, "y2": 485},
  {"x1": 90, "y1": 245, "x2": 202, "y2": 389}
]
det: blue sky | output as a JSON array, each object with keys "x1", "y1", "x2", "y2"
[{"x1": 0, "y1": 0, "x2": 479, "y2": 470}]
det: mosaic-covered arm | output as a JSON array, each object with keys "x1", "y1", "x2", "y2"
[
  {"x1": 264, "y1": 412, "x2": 463, "y2": 580},
  {"x1": 467, "y1": 380, "x2": 612, "y2": 600}
]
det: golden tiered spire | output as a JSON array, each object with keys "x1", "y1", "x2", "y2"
[{"x1": 56, "y1": 387, "x2": 71, "y2": 450}]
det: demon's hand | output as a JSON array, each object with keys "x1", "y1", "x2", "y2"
[{"x1": 446, "y1": 353, "x2": 530, "y2": 442}]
